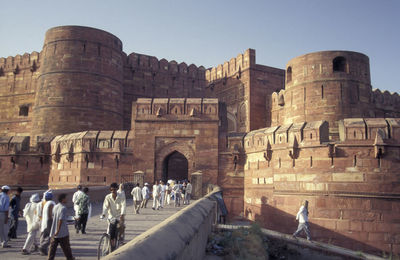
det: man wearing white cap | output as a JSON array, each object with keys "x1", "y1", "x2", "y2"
[
  {"x1": 0, "y1": 185, "x2": 11, "y2": 248},
  {"x1": 141, "y1": 183, "x2": 150, "y2": 208}
]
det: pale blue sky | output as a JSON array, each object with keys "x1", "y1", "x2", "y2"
[{"x1": 0, "y1": 0, "x2": 399, "y2": 92}]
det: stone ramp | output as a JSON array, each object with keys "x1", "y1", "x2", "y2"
[
  {"x1": 0, "y1": 200, "x2": 186, "y2": 260},
  {"x1": 215, "y1": 224, "x2": 385, "y2": 260}
]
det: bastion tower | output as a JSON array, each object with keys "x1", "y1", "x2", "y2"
[
  {"x1": 271, "y1": 51, "x2": 372, "y2": 138},
  {"x1": 31, "y1": 26, "x2": 124, "y2": 144}
]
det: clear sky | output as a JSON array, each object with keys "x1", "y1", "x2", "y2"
[{"x1": 0, "y1": 0, "x2": 399, "y2": 93}]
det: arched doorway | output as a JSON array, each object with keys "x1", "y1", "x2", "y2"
[{"x1": 162, "y1": 151, "x2": 188, "y2": 182}]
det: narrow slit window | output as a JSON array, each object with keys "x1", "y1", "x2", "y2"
[
  {"x1": 286, "y1": 66, "x2": 292, "y2": 83},
  {"x1": 353, "y1": 155, "x2": 357, "y2": 167},
  {"x1": 321, "y1": 85, "x2": 324, "y2": 99}
]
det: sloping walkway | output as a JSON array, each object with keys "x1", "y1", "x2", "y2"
[
  {"x1": 0, "y1": 200, "x2": 186, "y2": 260},
  {"x1": 215, "y1": 224, "x2": 384, "y2": 260}
]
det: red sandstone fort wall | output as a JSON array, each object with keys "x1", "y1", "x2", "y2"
[
  {"x1": 0, "y1": 135, "x2": 50, "y2": 188},
  {"x1": 271, "y1": 51, "x2": 400, "y2": 139},
  {"x1": 205, "y1": 49, "x2": 285, "y2": 133},
  {"x1": 48, "y1": 130, "x2": 133, "y2": 189},
  {"x1": 121, "y1": 53, "x2": 207, "y2": 129},
  {"x1": 0, "y1": 52, "x2": 40, "y2": 137},
  {"x1": 31, "y1": 26, "x2": 125, "y2": 145},
  {"x1": 1, "y1": 26, "x2": 399, "y2": 255},
  {"x1": 131, "y1": 98, "x2": 220, "y2": 189},
  {"x1": 243, "y1": 118, "x2": 400, "y2": 254}
]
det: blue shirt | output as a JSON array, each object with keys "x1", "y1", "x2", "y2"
[
  {"x1": 10, "y1": 195, "x2": 21, "y2": 218},
  {"x1": 0, "y1": 192, "x2": 10, "y2": 212}
]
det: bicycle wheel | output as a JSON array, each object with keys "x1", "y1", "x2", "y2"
[
  {"x1": 98, "y1": 233, "x2": 111, "y2": 259},
  {"x1": 116, "y1": 231, "x2": 125, "y2": 248}
]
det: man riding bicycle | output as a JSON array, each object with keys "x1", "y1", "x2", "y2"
[{"x1": 101, "y1": 183, "x2": 126, "y2": 249}]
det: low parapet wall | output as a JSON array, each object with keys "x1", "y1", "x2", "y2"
[{"x1": 105, "y1": 187, "x2": 221, "y2": 260}]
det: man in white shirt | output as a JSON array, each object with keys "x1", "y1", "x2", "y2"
[
  {"x1": 39, "y1": 191, "x2": 55, "y2": 255},
  {"x1": 293, "y1": 200, "x2": 311, "y2": 241},
  {"x1": 184, "y1": 181, "x2": 192, "y2": 205},
  {"x1": 101, "y1": 183, "x2": 126, "y2": 249},
  {"x1": 152, "y1": 181, "x2": 161, "y2": 210},
  {"x1": 160, "y1": 181, "x2": 166, "y2": 208},
  {"x1": 141, "y1": 183, "x2": 150, "y2": 208},
  {"x1": 72, "y1": 185, "x2": 83, "y2": 232},
  {"x1": 131, "y1": 183, "x2": 142, "y2": 214}
]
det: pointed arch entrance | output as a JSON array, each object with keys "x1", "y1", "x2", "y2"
[
  {"x1": 154, "y1": 139, "x2": 195, "y2": 183},
  {"x1": 162, "y1": 151, "x2": 188, "y2": 182}
]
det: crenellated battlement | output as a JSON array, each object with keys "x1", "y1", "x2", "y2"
[
  {"x1": 0, "y1": 52, "x2": 40, "y2": 74},
  {"x1": 372, "y1": 88, "x2": 400, "y2": 111},
  {"x1": 125, "y1": 52, "x2": 206, "y2": 79},
  {"x1": 245, "y1": 118, "x2": 400, "y2": 152},
  {"x1": 50, "y1": 130, "x2": 131, "y2": 160},
  {"x1": 244, "y1": 120, "x2": 330, "y2": 152},
  {"x1": 205, "y1": 49, "x2": 255, "y2": 82},
  {"x1": 134, "y1": 98, "x2": 219, "y2": 120}
]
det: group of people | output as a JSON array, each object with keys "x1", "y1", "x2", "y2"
[
  {"x1": 0, "y1": 180, "x2": 192, "y2": 259},
  {"x1": 127, "y1": 179, "x2": 193, "y2": 214},
  {"x1": 149, "y1": 180, "x2": 192, "y2": 211},
  {"x1": 0, "y1": 182, "x2": 312, "y2": 259},
  {"x1": 0, "y1": 185, "x2": 78, "y2": 259}
]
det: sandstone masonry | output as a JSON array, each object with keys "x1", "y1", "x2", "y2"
[{"x1": 0, "y1": 25, "x2": 399, "y2": 255}]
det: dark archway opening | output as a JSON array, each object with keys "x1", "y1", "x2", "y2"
[
  {"x1": 162, "y1": 151, "x2": 188, "y2": 182},
  {"x1": 333, "y1": 56, "x2": 347, "y2": 72}
]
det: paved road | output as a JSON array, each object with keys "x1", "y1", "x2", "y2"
[{"x1": 0, "y1": 200, "x2": 186, "y2": 260}]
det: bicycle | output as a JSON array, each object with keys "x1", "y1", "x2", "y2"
[{"x1": 97, "y1": 217, "x2": 124, "y2": 259}]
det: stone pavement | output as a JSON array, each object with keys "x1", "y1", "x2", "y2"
[{"x1": 0, "y1": 200, "x2": 187, "y2": 260}]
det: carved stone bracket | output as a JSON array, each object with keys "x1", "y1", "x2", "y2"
[
  {"x1": 328, "y1": 143, "x2": 336, "y2": 158},
  {"x1": 52, "y1": 144, "x2": 61, "y2": 163},
  {"x1": 66, "y1": 143, "x2": 74, "y2": 162},
  {"x1": 288, "y1": 136, "x2": 299, "y2": 159},
  {"x1": 373, "y1": 129, "x2": 386, "y2": 159},
  {"x1": 263, "y1": 139, "x2": 273, "y2": 161},
  {"x1": 156, "y1": 107, "x2": 163, "y2": 117}
]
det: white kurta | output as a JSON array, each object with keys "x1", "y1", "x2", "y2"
[
  {"x1": 23, "y1": 202, "x2": 40, "y2": 232},
  {"x1": 72, "y1": 190, "x2": 83, "y2": 217},
  {"x1": 40, "y1": 200, "x2": 55, "y2": 232},
  {"x1": 296, "y1": 205, "x2": 309, "y2": 223},
  {"x1": 131, "y1": 187, "x2": 143, "y2": 201}
]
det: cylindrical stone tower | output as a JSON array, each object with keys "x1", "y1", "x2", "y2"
[
  {"x1": 283, "y1": 51, "x2": 372, "y2": 138},
  {"x1": 32, "y1": 26, "x2": 124, "y2": 144}
]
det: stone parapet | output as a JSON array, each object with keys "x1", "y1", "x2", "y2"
[
  {"x1": 243, "y1": 118, "x2": 400, "y2": 255},
  {"x1": 134, "y1": 98, "x2": 219, "y2": 120},
  {"x1": 104, "y1": 187, "x2": 221, "y2": 260}
]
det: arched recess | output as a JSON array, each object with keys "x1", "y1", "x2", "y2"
[
  {"x1": 162, "y1": 151, "x2": 188, "y2": 181},
  {"x1": 227, "y1": 112, "x2": 238, "y2": 133},
  {"x1": 155, "y1": 141, "x2": 195, "y2": 182},
  {"x1": 286, "y1": 66, "x2": 292, "y2": 83},
  {"x1": 333, "y1": 56, "x2": 347, "y2": 72}
]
